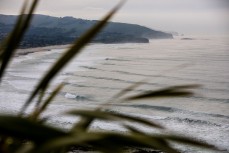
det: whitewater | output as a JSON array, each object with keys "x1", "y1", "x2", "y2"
[{"x1": 0, "y1": 36, "x2": 228, "y2": 153}]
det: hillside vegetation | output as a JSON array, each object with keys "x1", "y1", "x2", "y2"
[{"x1": 0, "y1": 14, "x2": 173, "y2": 48}]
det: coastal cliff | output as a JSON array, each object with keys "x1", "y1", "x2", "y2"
[{"x1": 0, "y1": 14, "x2": 173, "y2": 48}]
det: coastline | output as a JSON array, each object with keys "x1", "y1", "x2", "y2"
[
  {"x1": 14, "y1": 40, "x2": 147, "y2": 57},
  {"x1": 15, "y1": 44, "x2": 71, "y2": 56}
]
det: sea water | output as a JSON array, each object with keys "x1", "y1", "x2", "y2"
[{"x1": 0, "y1": 36, "x2": 228, "y2": 152}]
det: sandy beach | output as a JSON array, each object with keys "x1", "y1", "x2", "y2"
[{"x1": 15, "y1": 44, "x2": 71, "y2": 56}]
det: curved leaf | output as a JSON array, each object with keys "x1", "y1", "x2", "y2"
[
  {"x1": 0, "y1": 115, "x2": 67, "y2": 143},
  {"x1": 67, "y1": 109, "x2": 163, "y2": 129}
]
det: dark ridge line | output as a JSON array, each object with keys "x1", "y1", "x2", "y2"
[
  {"x1": 4, "y1": 75, "x2": 36, "y2": 81},
  {"x1": 104, "y1": 58, "x2": 132, "y2": 62},
  {"x1": 166, "y1": 75, "x2": 229, "y2": 84},
  {"x1": 66, "y1": 74, "x2": 134, "y2": 83},
  {"x1": 191, "y1": 96, "x2": 229, "y2": 104},
  {"x1": 110, "y1": 69, "x2": 229, "y2": 85},
  {"x1": 79, "y1": 63, "x2": 169, "y2": 78},
  {"x1": 63, "y1": 74, "x2": 229, "y2": 104},
  {"x1": 80, "y1": 66, "x2": 98, "y2": 70},
  {"x1": 113, "y1": 70, "x2": 158, "y2": 77},
  {"x1": 7, "y1": 72, "x2": 229, "y2": 105},
  {"x1": 197, "y1": 87, "x2": 229, "y2": 93},
  {"x1": 63, "y1": 82, "x2": 152, "y2": 93},
  {"x1": 114, "y1": 104, "x2": 182, "y2": 113},
  {"x1": 162, "y1": 117, "x2": 223, "y2": 127},
  {"x1": 98, "y1": 61, "x2": 159, "y2": 71},
  {"x1": 107, "y1": 57, "x2": 193, "y2": 62},
  {"x1": 22, "y1": 60, "x2": 54, "y2": 64},
  {"x1": 100, "y1": 62, "x2": 131, "y2": 67},
  {"x1": 12, "y1": 64, "x2": 220, "y2": 85},
  {"x1": 63, "y1": 74, "x2": 162, "y2": 87},
  {"x1": 64, "y1": 82, "x2": 129, "y2": 91},
  {"x1": 79, "y1": 64, "x2": 229, "y2": 85},
  {"x1": 102, "y1": 63, "x2": 116, "y2": 66},
  {"x1": 113, "y1": 104, "x2": 229, "y2": 120},
  {"x1": 119, "y1": 71, "x2": 229, "y2": 85}
]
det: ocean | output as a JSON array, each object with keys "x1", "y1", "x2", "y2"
[{"x1": 0, "y1": 36, "x2": 228, "y2": 153}]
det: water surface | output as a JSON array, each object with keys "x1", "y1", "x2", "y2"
[{"x1": 0, "y1": 36, "x2": 228, "y2": 152}]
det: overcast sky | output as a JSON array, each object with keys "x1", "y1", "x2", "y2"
[{"x1": 0, "y1": 0, "x2": 228, "y2": 35}]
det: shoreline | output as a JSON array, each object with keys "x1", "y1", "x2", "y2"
[
  {"x1": 14, "y1": 40, "x2": 152, "y2": 57},
  {"x1": 15, "y1": 44, "x2": 72, "y2": 56}
]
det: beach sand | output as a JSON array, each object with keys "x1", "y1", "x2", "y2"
[{"x1": 15, "y1": 44, "x2": 71, "y2": 56}]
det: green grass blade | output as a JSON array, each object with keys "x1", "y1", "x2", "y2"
[
  {"x1": 67, "y1": 110, "x2": 163, "y2": 129},
  {"x1": 0, "y1": 0, "x2": 28, "y2": 57},
  {"x1": 0, "y1": 115, "x2": 67, "y2": 143},
  {"x1": 31, "y1": 83, "x2": 64, "y2": 120},
  {"x1": 111, "y1": 79, "x2": 147, "y2": 99},
  {"x1": 86, "y1": 133, "x2": 180, "y2": 153},
  {"x1": 154, "y1": 134, "x2": 218, "y2": 150},
  {"x1": 32, "y1": 133, "x2": 101, "y2": 153},
  {"x1": 21, "y1": 0, "x2": 125, "y2": 114},
  {"x1": 0, "y1": 0, "x2": 39, "y2": 81},
  {"x1": 71, "y1": 117, "x2": 95, "y2": 133},
  {"x1": 32, "y1": 132, "x2": 177, "y2": 153},
  {"x1": 124, "y1": 126, "x2": 182, "y2": 153},
  {"x1": 124, "y1": 84, "x2": 200, "y2": 101}
]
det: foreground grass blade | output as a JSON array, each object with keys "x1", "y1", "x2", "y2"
[
  {"x1": 125, "y1": 125, "x2": 217, "y2": 152},
  {"x1": 153, "y1": 134, "x2": 218, "y2": 150},
  {"x1": 0, "y1": 0, "x2": 28, "y2": 58},
  {"x1": 124, "y1": 84, "x2": 200, "y2": 101},
  {"x1": 111, "y1": 79, "x2": 148, "y2": 99},
  {"x1": 67, "y1": 109, "x2": 163, "y2": 129},
  {"x1": 21, "y1": 0, "x2": 126, "y2": 114},
  {"x1": 31, "y1": 83, "x2": 64, "y2": 120},
  {"x1": 0, "y1": 115, "x2": 67, "y2": 143},
  {"x1": 32, "y1": 132, "x2": 180, "y2": 153},
  {"x1": 0, "y1": 0, "x2": 39, "y2": 81},
  {"x1": 32, "y1": 133, "x2": 101, "y2": 153},
  {"x1": 71, "y1": 78, "x2": 145, "y2": 132},
  {"x1": 124, "y1": 125, "x2": 177, "y2": 152}
]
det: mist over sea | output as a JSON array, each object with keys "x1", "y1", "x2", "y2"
[{"x1": 0, "y1": 36, "x2": 228, "y2": 153}]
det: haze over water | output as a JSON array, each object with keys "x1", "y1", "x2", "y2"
[{"x1": 0, "y1": 35, "x2": 228, "y2": 152}]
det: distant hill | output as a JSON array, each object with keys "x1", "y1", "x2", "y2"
[{"x1": 0, "y1": 14, "x2": 173, "y2": 48}]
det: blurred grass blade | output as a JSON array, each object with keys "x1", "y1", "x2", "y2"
[
  {"x1": 26, "y1": 131, "x2": 218, "y2": 153},
  {"x1": 69, "y1": 110, "x2": 116, "y2": 132},
  {"x1": 124, "y1": 84, "x2": 200, "y2": 101},
  {"x1": 35, "y1": 86, "x2": 46, "y2": 108},
  {"x1": 32, "y1": 133, "x2": 102, "y2": 153},
  {"x1": 0, "y1": 0, "x2": 39, "y2": 81},
  {"x1": 86, "y1": 133, "x2": 180, "y2": 153},
  {"x1": 71, "y1": 117, "x2": 95, "y2": 133},
  {"x1": 125, "y1": 124, "x2": 145, "y2": 134},
  {"x1": 21, "y1": 0, "x2": 125, "y2": 114},
  {"x1": 68, "y1": 110, "x2": 115, "y2": 120},
  {"x1": 154, "y1": 134, "x2": 218, "y2": 150},
  {"x1": 99, "y1": 79, "x2": 148, "y2": 110},
  {"x1": 13, "y1": 143, "x2": 34, "y2": 153},
  {"x1": 0, "y1": 115, "x2": 67, "y2": 143},
  {"x1": 33, "y1": 132, "x2": 179, "y2": 153},
  {"x1": 111, "y1": 79, "x2": 147, "y2": 99},
  {"x1": 0, "y1": 0, "x2": 28, "y2": 57},
  {"x1": 31, "y1": 83, "x2": 64, "y2": 120},
  {"x1": 122, "y1": 125, "x2": 180, "y2": 152},
  {"x1": 67, "y1": 110, "x2": 163, "y2": 129}
]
